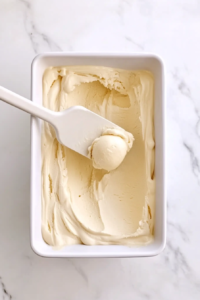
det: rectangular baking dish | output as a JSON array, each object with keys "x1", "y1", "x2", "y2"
[{"x1": 30, "y1": 53, "x2": 166, "y2": 257}]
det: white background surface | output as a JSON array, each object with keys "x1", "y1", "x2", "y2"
[{"x1": 0, "y1": 0, "x2": 200, "y2": 299}]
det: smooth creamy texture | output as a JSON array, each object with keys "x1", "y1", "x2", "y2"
[
  {"x1": 88, "y1": 128, "x2": 134, "y2": 172},
  {"x1": 42, "y1": 66, "x2": 155, "y2": 247}
]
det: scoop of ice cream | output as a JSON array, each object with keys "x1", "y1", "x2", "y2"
[{"x1": 88, "y1": 128, "x2": 134, "y2": 172}]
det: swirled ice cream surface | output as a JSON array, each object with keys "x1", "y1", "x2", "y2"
[{"x1": 42, "y1": 65, "x2": 155, "y2": 247}]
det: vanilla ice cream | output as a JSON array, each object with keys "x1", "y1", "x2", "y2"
[
  {"x1": 42, "y1": 65, "x2": 155, "y2": 247},
  {"x1": 88, "y1": 128, "x2": 134, "y2": 172}
]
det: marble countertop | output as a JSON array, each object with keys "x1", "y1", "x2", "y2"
[{"x1": 0, "y1": 0, "x2": 200, "y2": 299}]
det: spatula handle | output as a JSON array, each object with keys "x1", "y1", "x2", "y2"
[{"x1": 0, "y1": 86, "x2": 56, "y2": 125}]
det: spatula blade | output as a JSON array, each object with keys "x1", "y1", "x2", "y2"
[{"x1": 54, "y1": 106, "x2": 120, "y2": 157}]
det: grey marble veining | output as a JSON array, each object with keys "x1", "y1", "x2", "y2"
[
  {"x1": 0, "y1": 0, "x2": 200, "y2": 299},
  {"x1": 0, "y1": 277, "x2": 12, "y2": 300}
]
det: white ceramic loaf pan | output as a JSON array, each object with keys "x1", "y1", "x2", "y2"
[{"x1": 31, "y1": 53, "x2": 166, "y2": 257}]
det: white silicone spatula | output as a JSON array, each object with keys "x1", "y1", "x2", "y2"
[{"x1": 0, "y1": 86, "x2": 119, "y2": 157}]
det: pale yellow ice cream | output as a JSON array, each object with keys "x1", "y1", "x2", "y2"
[
  {"x1": 42, "y1": 65, "x2": 155, "y2": 247},
  {"x1": 88, "y1": 128, "x2": 134, "y2": 172}
]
